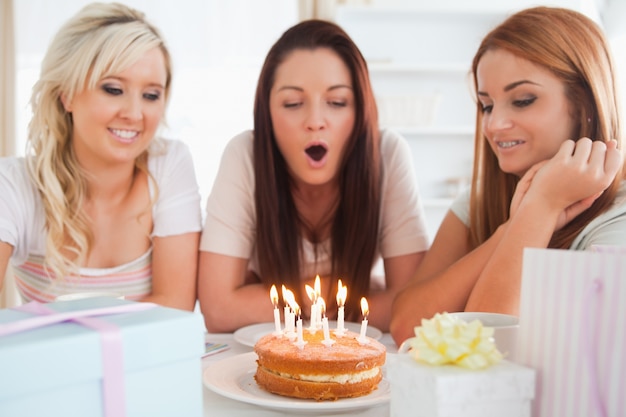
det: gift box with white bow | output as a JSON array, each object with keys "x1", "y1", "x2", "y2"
[
  {"x1": 387, "y1": 353, "x2": 535, "y2": 417},
  {"x1": 388, "y1": 312, "x2": 535, "y2": 417}
]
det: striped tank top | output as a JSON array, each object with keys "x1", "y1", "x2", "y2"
[{"x1": 13, "y1": 250, "x2": 152, "y2": 303}]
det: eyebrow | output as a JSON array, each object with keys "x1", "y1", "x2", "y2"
[
  {"x1": 103, "y1": 75, "x2": 166, "y2": 90},
  {"x1": 276, "y1": 84, "x2": 353, "y2": 93},
  {"x1": 477, "y1": 79, "x2": 540, "y2": 97}
]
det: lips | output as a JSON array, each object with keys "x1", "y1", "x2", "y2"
[{"x1": 305, "y1": 144, "x2": 327, "y2": 162}]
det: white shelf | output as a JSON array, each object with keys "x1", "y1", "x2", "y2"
[
  {"x1": 337, "y1": 5, "x2": 508, "y2": 66},
  {"x1": 336, "y1": 4, "x2": 492, "y2": 236},
  {"x1": 391, "y1": 126, "x2": 474, "y2": 137},
  {"x1": 337, "y1": 5, "x2": 509, "y2": 19},
  {"x1": 368, "y1": 63, "x2": 471, "y2": 74}
]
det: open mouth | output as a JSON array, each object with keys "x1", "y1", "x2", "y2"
[{"x1": 305, "y1": 144, "x2": 327, "y2": 162}]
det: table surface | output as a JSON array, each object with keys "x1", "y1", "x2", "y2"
[{"x1": 202, "y1": 330, "x2": 398, "y2": 417}]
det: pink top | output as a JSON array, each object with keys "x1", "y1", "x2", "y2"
[{"x1": 13, "y1": 251, "x2": 152, "y2": 303}]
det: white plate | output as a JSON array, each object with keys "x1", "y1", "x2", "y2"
[
  {"x1": 203, "y1": 352, "x2": 390, "y2": 413},
  {"x1": 233, "y1": 321, "x2": 383, "y2": 347}
]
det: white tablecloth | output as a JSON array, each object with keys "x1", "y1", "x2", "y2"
[{"x1": 202, "y1": 331, "x2": 397, "y2": 417}]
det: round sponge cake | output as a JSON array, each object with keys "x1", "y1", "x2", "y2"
[{"x1": 254, "y1": 330, "x2": 386, "y2": 401}]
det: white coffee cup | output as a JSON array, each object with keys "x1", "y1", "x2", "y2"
[
  {"x1": 448, "y1": 312, "x2": 519, "y2": 361},
  {"x1": 55, "y1": 292, "x2": 125, "y2": 301}
]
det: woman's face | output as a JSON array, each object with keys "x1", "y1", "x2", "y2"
[
  {"x1": 63, "y1": 47, "x2": 167, "y2": 170},
  {"x1": 476, "y1": 48, "x2": 576, "y2": 177},
  {"x1": 269, "y1": 47, "x2": 356, "y2": 188}
]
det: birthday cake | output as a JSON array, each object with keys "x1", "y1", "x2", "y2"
[{"x1": 254, "y1": 330, "x2": 386, "y2": 401}]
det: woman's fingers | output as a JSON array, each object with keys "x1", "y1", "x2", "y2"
[{"x1": 604, "y1": 139, "x2": 623, "y2": 177}]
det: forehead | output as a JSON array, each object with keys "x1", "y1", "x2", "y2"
[
  {"x1": 273, "y1": 47, "x2": 352, "y2": 88},
  {"x1": 476, "y1": 48, "x2": 562, "y2": 91},
  {"x1": 113, "y1": 47, "x2": 166, "y2": 76}
]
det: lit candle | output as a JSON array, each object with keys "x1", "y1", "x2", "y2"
[
  {"x1": 282, "y1": 286, "x2": 291, "y2": 332},
  {"x1": 282, "y1": 287, "x2": 296, "y2": 340},
  {"x1": 319, "y1": 298, "x2": 335, "y2": 347},
  {"x1": 335, "y1": 279, "x2": 347, "y2": 337},
  {"x1": 357, "y1": 297, "x2": 369, "y2": 345},
  {"x1": 314, "y1": 275, "x2": 322, "y2": 328},
  {"x1": 270, "y1": 285, "x2": 282, "y2": 336},
  {"x1": 293, "y1": 304, "x2": 307, "y2": 350},
  {"x1": 281, "y1": 286, "x2": 290, "y2": 331},
  {"x1": 305, "y1": 284, "x2": 318, "y2": 333}
]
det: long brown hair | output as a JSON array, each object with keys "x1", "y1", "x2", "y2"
[
  {"x1": 468, "y1": 6, "x2": 623, "y2": 249},
  {"x1": 253, "y1": 19, "x2": 381, "y2": 319}
]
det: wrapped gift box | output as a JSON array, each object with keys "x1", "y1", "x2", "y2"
[
  {"x1": 0, "y1": 297, "x2": 204, "y2": 417},
  {"x1": 387, "y1": 353, "x2": 535, "y2": 417}
]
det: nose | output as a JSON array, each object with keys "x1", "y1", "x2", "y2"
[
  {"x1": 305, "y1": 103, "x2": 326, "y2": 131},
  {"x1": 483, "y1": 105, "x2": 513, "y2": 134},
  {"x1": 119, "y1": 94, "x2": 144, "y2": 121}
]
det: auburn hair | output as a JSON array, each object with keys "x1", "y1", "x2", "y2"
[{"x1": 468, "y1": 6, "x2": 623, "y2": 249}]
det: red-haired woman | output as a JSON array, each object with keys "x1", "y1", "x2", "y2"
[{"x1": 391, "y1": 6, "x2": 625, "y2": 345}]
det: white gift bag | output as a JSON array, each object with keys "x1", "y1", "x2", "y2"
[{"x1": 518, "y1": 247, "x2": 626, "y2": 417}]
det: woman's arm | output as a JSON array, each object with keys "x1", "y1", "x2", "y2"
[
  {"x1": 145, "y1": 232, "x2": 199, "y2": 311},
  {"x1": 367, "y1": 251, "x2": 425, "y2": 332},
  {"x1": 0, "y1": 242, "x2": 13, "y2": 293},
  {"x1": 466, "y1": 139, "x2": 622, "y2": 312},
  {"x1": 197, "y1": 251, "x2": 274, "y2": 333},
  {"x1": 389, "y1": 211, "x2": 506, "y2": 345},
  {"x1": 391, "y1": 139, "x2": 621, "y2": 345}
]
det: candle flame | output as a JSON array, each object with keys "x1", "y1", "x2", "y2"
[
  {"x1": 336, "y1": 280, "x2": 347, "y2": 307},
  {"x1": 270, "y1": 285, "x2": 279, "y2": 307},
  {"x1": 281, "y1": 284, "x2": 288, "y2": 302},
  {"x1": 318, "y1": 297, "x2": 326, "y2": 317},
  {"x1": 292, "y1": 302, "x2": 301, "y2": 317},
  {"x1": 305, "y1": 284, "x2": 316, "y2": 301},
  {"x1": 360, "y1": 297, "x2": 369, "y2": 318},
  {"x1": 314, "y1": 275, "x2": 321, "y2": 297},
  {"x1": 283, "y1": 288, "x2": 296, "y2": 311}
]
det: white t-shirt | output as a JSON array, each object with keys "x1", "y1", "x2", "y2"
[
  {"x1": 0, "y1": 139, "x2": 202, "y2": 302},
  {"x1": 200, "y1": 129, "x2": 430, "y2": 284},
  {"x1": 450, "y1": 181, "x2": 626, "y2": 249}
]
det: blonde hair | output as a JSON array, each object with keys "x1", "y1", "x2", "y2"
[
  {"x1": 468, "y1": 6, "x2": 624, "y2": 249},
  {"x1": 26, "y1": 2, "x2": 172, "y2": 279}
]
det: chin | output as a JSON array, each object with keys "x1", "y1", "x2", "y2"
[{"x1": 498, "y1": 163, "x2": 527, "y2": 178}]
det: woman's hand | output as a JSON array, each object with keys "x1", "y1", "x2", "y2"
[
  {"x1": 510, "y1": 138, "x2": 621, "y2": 230},
  {"x1": 510, "y1": 160, "x2": 546, "y2": 218},
  {"x1": 511, "y1": 160, "x2": 600, "y2": 230}
]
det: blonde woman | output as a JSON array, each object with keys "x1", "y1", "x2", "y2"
[
  {"x1": 0, "y1": 2, "x2": 201, "y2": 310},
  {"x1": 391, "y1": 6, "x2": 625, "y2": 345}
]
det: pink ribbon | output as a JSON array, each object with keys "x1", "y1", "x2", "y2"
[{"x1": 1, "y1": 301, "x2": 157, "y2": 417}]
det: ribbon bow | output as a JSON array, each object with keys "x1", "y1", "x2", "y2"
[{"x1": 408, "y1": 312, "x2": 503, "y2": 370}]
